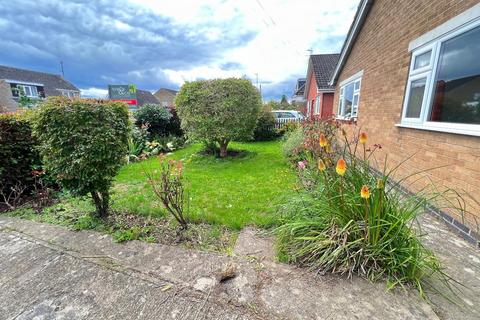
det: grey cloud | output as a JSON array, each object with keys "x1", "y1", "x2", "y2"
[{"x1": 0, "y1": 0, "x2": 257, "y2": 91}]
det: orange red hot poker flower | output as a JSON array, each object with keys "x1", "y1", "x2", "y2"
[
  {"x1": 361, "y1": 185, "x2": 371, "y2": 199},
  {"x1": 317, "y1": 159, "x2": 326, "y2": 171},
  {"x1": 336, "y1": 158, "x2": 346, "y2": 176},
  {"x1": 319, "y1": 134, "x2": 328, "y2": 148},
  {"x1": 359, "y1": 132, "x2": 368, "y2": 144}
]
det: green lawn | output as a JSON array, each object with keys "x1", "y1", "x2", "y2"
[{"x1": 111, "y1": 140, "x2": 296, "y2": 229}]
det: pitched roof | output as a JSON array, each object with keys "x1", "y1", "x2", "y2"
[
  {"x1": 0, "y1": 65, "x2": 79, "y2": 96},
  {"x1": 136, "y1": 89, "x2": 160, "y2": 106},
  {"x1": 310, "y1": 54, "x2": 340, "y2": 90},
  {"x1": 330, "y1": 0, "x2": 373, "y2": 85},
  {"x1": 154, "y1": 88, "x2": 178, "y2": 96},
  {"x1": 294, "y1": 78, "x2": 306, "y2": 96}
]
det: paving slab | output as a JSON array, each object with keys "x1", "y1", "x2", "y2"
[
  {"x1": 0, "y1": 215, "x2": 457, "y2": 319},
  {"x1": 420, "y1": 213, "x2": 480, "y2": 320}
]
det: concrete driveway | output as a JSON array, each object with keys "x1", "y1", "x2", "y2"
[{"x1": 0, "y1": 214, "x2": 478, "y2": 319}]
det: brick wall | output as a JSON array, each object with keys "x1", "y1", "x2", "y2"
[
  {"x1": 322, "y1": 93, "x2": 334, "y2": 118},
  {"x1": 305, "y1": 71, "x2": 317, "y2": 118},
  {"x1": 333, "y1": 0, "x2": 480, "y2": 233},
  {"x1": 0, "y1": 80, "x2": 17, "y2": 113}
]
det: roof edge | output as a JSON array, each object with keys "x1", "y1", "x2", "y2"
[
  {"x1": 329, "y1": 0, "x2": 373, "y2": 86},
  {"x1": 303, "y1": 58, "x2": 313, "y2": 99}
]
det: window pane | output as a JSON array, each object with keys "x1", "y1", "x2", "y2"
[
  {"x1": 406, "y1": 78, "x2": 426, "y2": 118},
  {"x1": 353, "y1": 94, "x2": 359, "y2": 107},
  {"x1": 343, "y1": 83, "x2": 354, "y2": 116},
  {"x1": 429, "y1": 26, "x2": 480, "y2": 124},
  {"x1": 414, "y1": 51, "x2": 431, "y2": 70},
  {"x1": 354, "y1": 80, "x2": 360, "y2": 91}
]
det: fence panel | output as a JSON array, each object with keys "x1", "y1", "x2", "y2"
[{"x1": 274, "y1": 118, "x2": 301, "y2": 129}]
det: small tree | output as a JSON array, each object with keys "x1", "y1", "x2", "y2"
[
  {"x1": 175, "y1": 78, "x2": 261, "y2": 157},
  {"x1": 33, "y1": 97, "x2": 129, "y2": 217}
]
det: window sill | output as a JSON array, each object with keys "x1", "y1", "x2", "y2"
[
  {"x1": 335, "y1": 116, "x2": 357, "y2": 123},
  {"x1": 395, "y1": 123, "x2": 480, "y2": 137}
]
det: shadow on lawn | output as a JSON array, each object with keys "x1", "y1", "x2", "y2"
[{"x1": 197, "y1": 148, "x2": 257, "y2": 160}]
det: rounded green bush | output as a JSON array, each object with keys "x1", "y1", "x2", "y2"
[
  {"x1": 134, "y1": 103, "x2": 172, "y2": 138},
  {"x1": 175, "y1": 78, "x2": 261, "y2": 157},
  {"x1": 33, "y1": 97, "x2": 130, "y2": 216}
]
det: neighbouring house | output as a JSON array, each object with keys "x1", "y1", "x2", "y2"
[
  {"x1": 330, "y1": 0, "x2": 480, "y2": 243},
  {"x1": 153, "y1": 88, "x2": 178, "y2": 107},
  {"x1": 136, "y1": 89, "x2": 160, "y2": 107},
  {"x1": 0, "y1": 65, "x2": 80, "y2": 112},
  {"x1": 0, "y1": 80, "x2": 16, "y2": 113},
  {"x1": 303, "y1": 54, "x2": 340, "y2": 119},
  {"x1": 291, "y1": 78, "x2": 306, "y2": 107}
]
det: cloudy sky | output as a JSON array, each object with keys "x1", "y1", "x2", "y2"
[{"x1": 0, "y1": 0, "x2": 358, "y2": 100}]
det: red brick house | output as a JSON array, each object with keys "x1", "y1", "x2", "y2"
[
  {"x1": 330, "y1": 0, "x2": 480, "y2": 243},
  {"x1": 303, "y1": 54, "x2": 340, "y2": 118}
]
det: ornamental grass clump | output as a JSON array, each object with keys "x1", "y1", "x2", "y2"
[{"x1": 277, "y1": 126, "x2": 456, "y2": 297}]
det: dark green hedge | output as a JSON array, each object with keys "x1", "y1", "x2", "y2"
[{"x1": 0, "y1": 113, "x2": 40, "y2": 198}]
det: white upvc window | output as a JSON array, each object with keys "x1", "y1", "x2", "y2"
[
  {"x1": 60, "y1": 90, "x2": 80, "y2": 98},
  {"x1": 399, "y1": 7, "x2": 480, "y2": 136},
  {"x1": 17, "y1": 84, "x2": 38, "y2": 98},
  {"x1": 314, "y1": 96, "x2": 321, "y2": 115},
  {"x1": 338, "y1": 71, "x2": 362, "y2": 119},
  {"x1": 306, "y1": 100, "x2": 311, "y2": 116}
]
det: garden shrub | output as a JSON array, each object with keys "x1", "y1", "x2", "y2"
[
  {"x1": 134, "y1": 103, "x2": 172, "y2": 139},
  {"x1": 282, "y1": 118, "x2": 338, "y2": 163},
  {"x1": 165, "y1": 106, "x2": 183, "y2": 137},
  {"x1": 127, "y1": 124, "x2": 149, "y2": 162},
  {"x1": 276, "y1": 126, "x2": 454, "y2": 297},
  {"x1": 253, "y1": 108, "x2": 278, "y2": 141},
  {"x1": 277, "y1": 120, "x2": 300, "y2": 136},
  {"x1": 175, "y1": 78, "x2": 261, "y2": 157},
  {"x1": 145, "y1": 156, "x2": 188, "y2": 229},
  {"x1": 282, "y1": 126, "x2": 304, "y2": 161},
  {"x1": 0, "y1": 112, "x2": 41, "y2": 207},
  {"x1": 33, "y1": 97, "x2": 130, "y2": 217}
]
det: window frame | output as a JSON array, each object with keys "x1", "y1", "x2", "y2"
[
  {"x1": 337, "y1": 71, "x2": 362, "y2": 120},
  {"x1": 17, "y1": 84, "x2": 39, "y2": 98},
  {"x1": 399, "y1": 16, "x2": 480, "y2": 136},
  {"x1": 59, "y1": 89, "x2": 80, "y2": 98},
  {"x1": 314, "y1": 95, "x2": 321, "y2": 115}
]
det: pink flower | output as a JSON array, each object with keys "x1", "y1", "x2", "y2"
[{"x1": 298, "y1": 161, "x2": 307, "y2": 170}]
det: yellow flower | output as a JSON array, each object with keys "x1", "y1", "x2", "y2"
[
  {"x1": 336, "y1": 158, "x2": 346, "y2": 176},
  {"x1": 359, "y1": 132, "x2": 367, "y2": 144},
  {"x1": 361, "y1": 185, "x2": 370, "y2": 199},
  {"x1": 317, "y1": 159, "x2": 326, "y2": 171},
  {"x1": 319, "y1": 134, "x2": 328, "y2": 148},
  {"x1": 376, "y1": 179, "x2": 384, "y2": 189}
]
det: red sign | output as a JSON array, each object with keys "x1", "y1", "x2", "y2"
[{"x1": 112, "y1": 99, "x2": 137, "y2": 105}]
